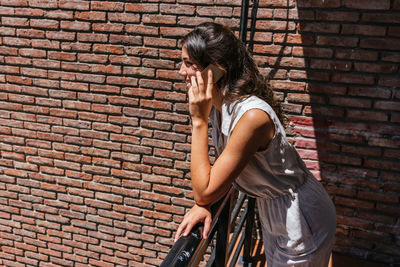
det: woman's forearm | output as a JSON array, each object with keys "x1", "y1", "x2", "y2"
[{"x1": 190, "y1": 121, "x2": 211, "y2": 205}]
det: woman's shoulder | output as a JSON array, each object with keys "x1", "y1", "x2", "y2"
[
  {"x1": 243, "y1": 95, "x2": 272, "y2": 108},
  {"x1": 227, "y1": 96, "x2": 274, "y2": 116},
  {"x1": 222, "y1": 96, "x2": 278, "y2": 136}
]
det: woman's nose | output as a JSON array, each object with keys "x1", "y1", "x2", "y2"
[{"x1": 179, "y1": 64, "x2": 187, "y2": 77}]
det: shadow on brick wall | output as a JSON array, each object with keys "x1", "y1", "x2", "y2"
[
  {"x1": 289, "y1": 0, "x2": 399, "y2": 266},
  {"x1": 252, "y1": 0, "x2": 400, "y2": 266}
]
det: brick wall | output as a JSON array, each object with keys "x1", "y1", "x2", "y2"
[{"x1": 0, "y1": 0, "x2": 399, "y2": 266}]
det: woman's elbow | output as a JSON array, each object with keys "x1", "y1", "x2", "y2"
[
  {"x1": 194, "y1": 193, "x2": 214, "y2": 207},
  {"x1": 195, "y1": 188, "x2": 226, "y2": 206}
]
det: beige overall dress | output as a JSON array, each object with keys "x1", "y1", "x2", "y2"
[{"x1": 209, "y1": 96, "x2": 336, "y2": 267}]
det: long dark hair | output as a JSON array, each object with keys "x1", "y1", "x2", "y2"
[{"x1": 181, "y1": 22, "x2": 287, "y2": 127}]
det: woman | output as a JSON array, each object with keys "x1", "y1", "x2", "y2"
[{"x1": 175, "y1": 22, "x2": 336, "y2": 266}]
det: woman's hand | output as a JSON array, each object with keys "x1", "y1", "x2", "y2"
[
  {"x1": 174, "y1": 204, "x2": 212, "y2": 242},
  {"x1": 188, "y1": 70, "x2": 214, "y2": 126}
]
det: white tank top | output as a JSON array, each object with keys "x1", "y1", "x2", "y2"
[{"x1": 209, "y1": 96, "x2": 313, "y2": 199}]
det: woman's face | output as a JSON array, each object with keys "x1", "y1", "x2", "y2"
[{"x1": 179, "y1": 46, "x2": 202, "y2": 88}]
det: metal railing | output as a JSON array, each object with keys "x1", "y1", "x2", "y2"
[{"x1": 161, "y1": 187, "x2": 257, "y2": 267}]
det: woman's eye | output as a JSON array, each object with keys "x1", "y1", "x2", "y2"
[{"x1": 184, "y1": 61, "x2": 193, "y2": 67}]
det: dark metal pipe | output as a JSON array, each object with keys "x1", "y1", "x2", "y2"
[
  {"x1": 248, "y1": 0, "x2": 259, "y2": 52},
  {"x1": 239, "y1": 0, "x2": 250, "y2": 43},
  {"x1": 243, "y1": 197, "x2": 256, "y2": 262},
  {"x1": 228, "y1": 201, "x2": 249, "y2": 255}
]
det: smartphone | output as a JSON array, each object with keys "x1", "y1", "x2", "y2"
[{"x1": 201, "y1": 64, "x2": 225, "y2": 85}]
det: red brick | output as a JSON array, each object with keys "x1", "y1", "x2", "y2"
[
  {"x1": 371, "y1": 124, "x2": 400, "y2": 136},
  {"x1": 141, "y1": 191, "x2": 171, "y2": 205},
  {"x1": 61, "y1": 42, "x2": 91, "y2": 52},
  {"x1": 329, "y1": 96, "x2": 371, "y2": 108},
  {"x1": 92, "y1": 44, "x2": 124, "y2": 55},
  {"x1": 335, "y1": 236, "x2": 375, "y2": 250},
  {"x1": 316, "y1": 11, "x2": 360, "y2": 22},
  {"x1": 0, "y1": 6, "x2": 14, "y2": 15},
  {"x1": 360, "y1": 38, "x2": 400, "y2": 51},
  {"x1": 77, "y1": 53, "x2": 108, "y2": 64},
  {"x1": 336, "y1": 197, "x2": 374, "y2": 210},
  {"x1": 282, "y1": 103, "x2": 302, "y2": 113},
  {"x1": 395, "y1": 0, "x2": 400, "y2": 9},
  {"x1": 321, "y1": 151, "x2": 363, "y2": 165},
  {"x1": 109, "y1": 34, "x2": 142, "y2": 45},
  {"x1": 142, "y1": 14, "x2": 176, "y2": 25},
  {"x1": 126, "y1": 25, "x2": 158, "y2": 36},
  {"x1": 342, "y1": 145, "x2": 381, "y2": 157},
  {"x1": 297, "y1": 0, "x2": 340, "y2": 8},
  {"x1": 153, "y1": 184, "x2": 183, "y2": 196},
  {"x1": 384, "y1": 148, "x2": 400, "y2": 159},
  {"x1": 299, "y1": 22, "x2": 340, "y2": 33},
  {"x1": 142, "y1": 155, "x2": 173, "y2": 168},
  {"x1": 273, "y1": 8, "x2": 310, "y2": 20},
  {"x1": 0, "y1": 64, "x2": 19, "y2": 74},
  {"x1": 144, "y1": 36, "x2": 177, "y2": 48},
  {"x1": 161, "y1": 4, "x2": 195, "y2": 15},
  {"x1": 91, "y1": 2, "x2": 123, "y2": 11},
  {"x1": 347, "y1": 0, "x2": 390, "y2": 9},
  {"x1": 306, "y1": 83, "x2": 346, "y2": 95},
  {"x1": 140, "y1": 99, "x2": 172, "y2": 111},
  {"x1": 153, "y1": 167, "x2": 184, "y2": 178},
  {"x1": 2, "y1": 151, "x2": 25, "y2": 160},
  {"x1": 256, "y1": 20, "x2": 296, "y2": 31},
  {"x1": 61, "y1": 21, "x2": 90, "y2": 32},
  {"x1": 374, "y1": 101, "x2": 400, "y2": 111},
  {"x1": 347, "y1": 109, "x2": 388, "y2": 122},
  {"x1": 310, "y1": 59, "x2": 351, "y2": 71},
  {"x1": 196, "y1": 6, "x2": 233, "y2": 17},
  {"x1": 122, "y1": 163, "x2": 152, "y2": 174},
  {"x1": 17, "y1": 28, "x2": 46, "y2": 39},
  {"x1": 178, "y1": 16, "x2": 213, "y2": 26},
  {"x1": 378, "y1": 75, "x2": 400, "y2": 87},
  {"x1": 59, "y1": 0, "x2": 89, "y2": 10},
  {"x1": 358, "y1": 191, "x2": 399, "y2": 203},
  {"x1": 268, "y1": 80, "x2": 306, "y2": 91},
  {"x1": 292, "y1": 47, "x2": 333, "y2": 58},
  {"x1": 1, "y1": 246, "x2": 23, "y2": 256},
  {"x1": 144, "y1": 58, "x2": 175, "y2": 70},
  {"x1": 255, "y1": 0, "x2": 293, "y2": 7},
  {"x1": 348, "y1": 86, "x2": 391, "y2": 99},
  {"x1": 0, "y1": 46, "x2": 18, "y2": 56},
  {"x1": 269, "y1": 57, "x2": 306, "y2": 68},
  {"x1": 355, "y1": 62, "x2": 398, "y2": 74},
  {"x1": 30, "y1": 19, "x2": 59, "y2": 29},
  {"x1": 253, "y1": 44, "x2": 291, "y2": 55},
  {"x1": 377, "y1": 203, "x2": 400, "y2": 215},
  {"x1": 75, "y1": 11, "x2": 106, "y2": 21},
  {"x1": 78, "y1": 112, "x2": 107, "y2": 122},
  {"x1": 326, "y1": 185, "x2": 357, "y2": 197},
  {"x1": 317, "y1": 36, "x2": 359, "y2": 47},
  {"x1": 273, "y1": 33, "x2": 314, "y2": 44},
  {"x1": 6, "y1": 56, "x2": 32, "y2": 66},
  {"x1": 126, "y1": 248, "x2": 156, "y2": 260},
  {"x1": 126, "y1": 3, "x2": 158, "y2": 13},
  {"x1": 365, "y1": 159, "x2": 400, "y2": 171},
  {"x1": 342, "y1": 24, "x2": 386, "y2": 36},
  {"x1": 296, "y1": 148, "x2": 319, "y2": 160},
  {"x1": 332, "y1": 73, "x2": 375, "y2": 85},
  {"x1": 388, "y1": 26, "x2": 400, "y2": 37},
  {"x1": 1, "y1": 17, "x2": 29, "y2": 27},
  {"x1": 248, "y1": 32, "x2": 272, "y2": 43}
]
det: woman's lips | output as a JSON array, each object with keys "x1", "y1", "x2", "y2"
[{"x1": 185, "y1": 78, "x2": 191, "y2": 88}]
